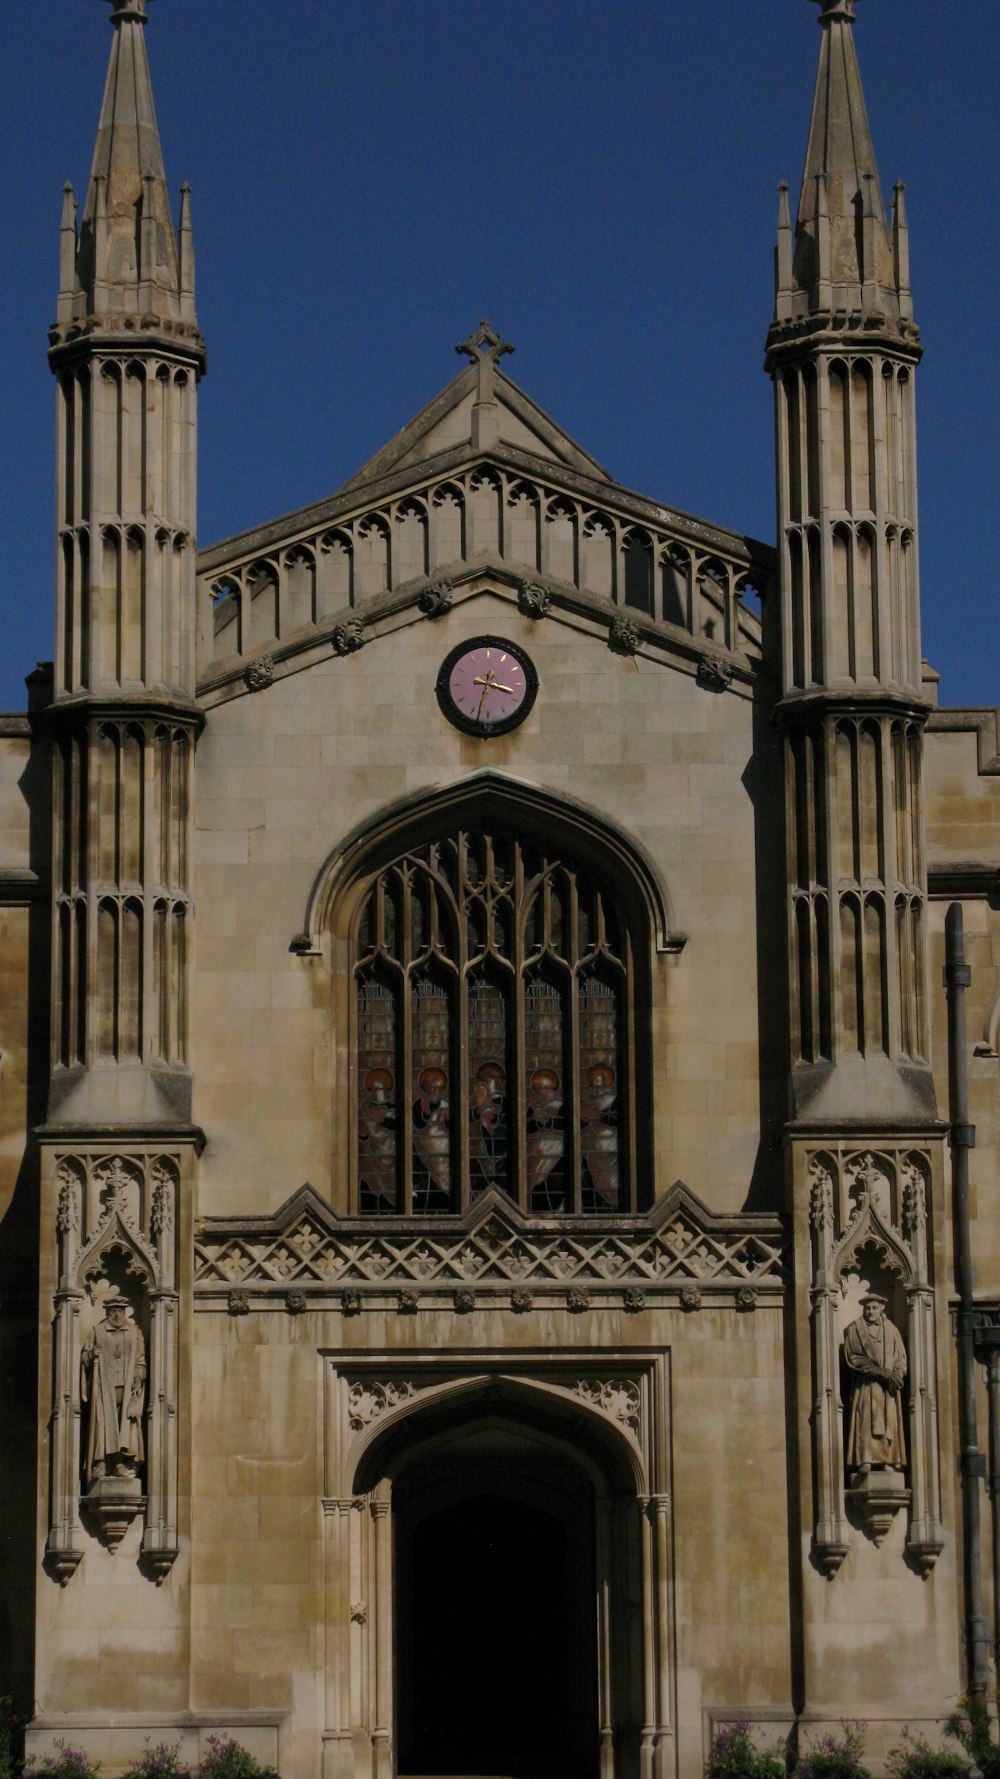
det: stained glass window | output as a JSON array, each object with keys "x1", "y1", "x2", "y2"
[{"x1": 354, "y1": 826, "x2": 639, "y2": 1214}]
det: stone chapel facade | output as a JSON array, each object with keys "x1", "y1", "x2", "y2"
[{"x1": 2, "y1": 3, "x2": 1000, "y2": 1776}]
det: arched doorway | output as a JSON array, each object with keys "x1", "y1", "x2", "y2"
[
  {"x1": 334, "y1": 1368, "x2": 671, "y2": 1779},
  {"x1": 394, "y1": 1426, "x2": 598, "y2": 1777}
]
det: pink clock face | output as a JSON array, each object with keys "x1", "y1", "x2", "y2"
[{"x1": 448, "y1": 645, "x2": 528, "y2": 726}]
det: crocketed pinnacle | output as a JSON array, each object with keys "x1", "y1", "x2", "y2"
[
  {"x1": 788, "y1": 0, "x2": 899, "y2": 320},
  {"x1": 67, "y1": 0, "x2": 189, "y2": 325}
]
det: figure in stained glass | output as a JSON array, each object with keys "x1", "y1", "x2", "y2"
[{"x1": 412, "y1": 1065, "x2": 451, "y2": 1210}]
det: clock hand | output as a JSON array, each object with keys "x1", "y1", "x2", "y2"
[{"x1": 473, "y1": 675, "x2": 514, "y2": 695}]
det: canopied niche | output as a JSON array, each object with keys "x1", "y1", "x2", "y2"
[
  {"x1": 320, "y1": 1358, "x2": 673, "y2": 1779},
  {"x1": 808, "y1": 1144, "x2": 943, "y2": 1575},
  {"x1": 45, "y1": 1148, "x2": 182, "y2": 1584}
]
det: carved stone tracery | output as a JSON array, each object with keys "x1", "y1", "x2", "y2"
[{"x1": 194, "y1": 1182, "x2": 785, "y2": 1303}]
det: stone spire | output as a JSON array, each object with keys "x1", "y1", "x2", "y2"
[
  {"x1": 775, "y1": 0, "x2": 909, "y2": 326},
  {"x1": 44, "y1": 0, "x2": 204, "y2": 1132},
  {"x1": 56, "y1": 0, "x2": 197, "y2": 332}
]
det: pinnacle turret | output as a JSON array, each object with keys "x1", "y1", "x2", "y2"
[
  {"x1": 54, "y1": 0, "x2": 200, "y2": 341},
  {"x1": 772, "y1": 0, "x2": 915, "y2": 335}
]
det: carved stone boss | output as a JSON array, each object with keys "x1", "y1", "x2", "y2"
[
  {"x1": 808, "y1": 1147, "x2": 943, "y2": 1575},
  {"x1": 46, "y1": 1151, "x2": 181, "y2": 1583}
]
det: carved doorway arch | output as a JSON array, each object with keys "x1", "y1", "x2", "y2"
[{"x1": 321, "y1": 1359, "x2": 673, "y2": 1779}]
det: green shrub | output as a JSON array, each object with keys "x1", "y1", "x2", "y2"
[
  {"x1": 796, "y1": 1721, "x2": 871, "y2": 1779},
  {"x1": 707, "y1": 1717, "x2": 786, "y2": 1779},
  {"x1": 945, "y1": 1696, "x2": 1000, "y2": 1778},
  {"x1": 886, "y1": 1726, "x2": 969, "y2": 1778},
  {"x1": 121, "y1": 1745, "x2": 185, "y2": 1779},
  {"x1": 23, "y1": 1742, "x2": 100, "y2": 1779},
  {"x1": 198, "y1": 1738, "x2": 277, "y2": 1779},
  {"x1": 0, "y1": 1698, "x2": 23, "y2": 1779}
]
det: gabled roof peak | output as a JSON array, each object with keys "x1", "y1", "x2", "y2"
[{"x1": 339, "y1": 350, "x2": 612, "y2": 497}]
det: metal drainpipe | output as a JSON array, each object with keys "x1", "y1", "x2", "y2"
[
  {"x1": 987, "y1": 1350, "x2": 1000, "y2": 1669},
  {"x1": 945, "y1": 901, "x2": 990, "y2": 1696}
]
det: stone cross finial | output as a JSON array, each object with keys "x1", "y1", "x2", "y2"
[
  {"x1": 455, "y1": 320, "x2": 514, "y2": 404},
  {"x1": 810, "y1": 0, "x2": 861, "y2": 20}
]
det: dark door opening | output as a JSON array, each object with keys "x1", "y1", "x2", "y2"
[{"x1": 397, "y1": 1488, "x2": 594, "y2": 1778}]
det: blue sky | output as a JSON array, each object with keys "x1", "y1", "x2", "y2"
[{"x1": 1, "y1": 1, "x2": 996, "y2": 711}]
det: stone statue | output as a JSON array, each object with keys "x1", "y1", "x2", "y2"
[
  {"x1": 81, "y1": 1293, "x2": 146, "y2": 1485},
  {"x1": 844, "y1": 1293, "x2": 906, "y2": 1478}
]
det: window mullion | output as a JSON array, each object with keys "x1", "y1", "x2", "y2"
[
  {"x1": 457, "y1": 833, "x2": 471, "y2": 1213},
  {"x1": 624, "y1": 940, "x2": 637, "y2": 1213},
  {"x1": 400, "y1": 872, "x2": 414, "y2": 1214},
  {"x1": 513, "y1": 843, "x2": 527, "y2": 1211},
  {"x1": 567, "y1": 876, "x2": 582, "y2": 1213}
]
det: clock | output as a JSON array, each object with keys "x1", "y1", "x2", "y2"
[{"x1": 436, "y1": 636, "x2": 538, "y2": 736}]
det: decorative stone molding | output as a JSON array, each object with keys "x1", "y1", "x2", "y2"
[
  {"x1": 396, "y1": 1290, "x2": 418, "y2": 1315},
  {"x1": 567, "y1": 1288, "x2": 588, "y2": 1314},
  {"x1": 679, "y1": 1284, "x2": 702, "y2": 1312},
  {"x1": 194, "y1": 1182, "x2": 785, "y2": 1306},
  {"x1": 517, "y1": 579, "x2": 551, "y2": 619},
  {"x1": 574, "y1": 1378, "x2": 642, "y2": 1434},
  {"x1": 510, "y1": 1288, "x2": 534, "y2": 1313},
  {"x1": 623, "y1": 1288, "x2": 645, "y2": 1313},
  {"x1": 199, "y1": 458, "x2": 768, "y2": 698},
  {"x1": 696, "y1": 655, "x2": 734, "y2": 693},
  {"x1": 285, "y1": 1290, "x2": 307, "y2": 1316},
  {"x1": 806, "y1": 1143, "x2": 943, "y2": 1576},
  {"x1": 347, "y1": 1380, "x2": 415, "y2": 1432},
  {"x1": 243, "y1": 654, "x2": 274, "y2": 692},
  {"x1": 453, "y1": 1288, "x2": 475, "y2": 1314},
  {"x1": 227, "y1": 1289, "x2": 250, "y2": 1316},
  {"x1": 418, "y1": 578, "x2": 454, "y2": 617},
  {"x1": 44, "y1": 1146, "x2": 185, "y2": 1586},
  {"x1": 332, "y1": 620, "x2": 366, "y2": 655},
  {"x1": 608, "y1": 613, "x2": 640, "y2": 656},
  {"x1": 736, "y1": 1288, "x2": 757, "y2": 1313}
]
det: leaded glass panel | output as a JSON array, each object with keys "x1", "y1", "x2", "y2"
[{"x1": 354, "y1": 826, "x2": 636, "y2": 1214}]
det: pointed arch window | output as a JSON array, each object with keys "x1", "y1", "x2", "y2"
[{"x1": 354, "y1": 824, "x2": 646, "y2": 1215}]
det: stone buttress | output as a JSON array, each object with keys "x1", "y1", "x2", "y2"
[
  {"x1": 42, "y1": 0, "x2": 203, "y2": 1586},
  {"x1": 765, "y1": 0, "x2": 954, "y2": 1701}
]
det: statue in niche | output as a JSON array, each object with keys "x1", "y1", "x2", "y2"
[
  {"x1": 81, "y1": 1293, "x2": 146, "y2": 1485},
  {"x1": 844, "y1": 1292, "x2": 907, "y2": 1479}
]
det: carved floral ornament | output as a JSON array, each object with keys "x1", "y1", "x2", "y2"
[{"x1": 342, "y1": 1371, "x2": 645, "y2": 1443}]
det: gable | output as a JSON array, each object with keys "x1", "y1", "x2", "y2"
[
  {"x1": 339, "y1": 361, "x2": 612, "y2": 493},
  {"x1": 195, "y1": 333, "x2": 774, "y2": 707}
]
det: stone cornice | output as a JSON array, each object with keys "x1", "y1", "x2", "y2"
[
  {"x1": 764, "y1": 314, "x2": 922, "y2": 373},
  {"x1": 47, "y1": 321, "x2": 206, "y2": 374},
  {"x1": 44, "y1": 692, "x2": 205, "y2": 735},
  {"x1": 0, "y1": 867, "x2": 41, "y2": 907},
  {"x1": 927, "y1": 862, "x2": 1000, "y2": 902},
  {"x1": 196, "y1": 559, "x2": 766, "y2": 708},
  {"x1": 926, "y1": 707, "x2": 1000, "y2": 776},
  {"x1": 774, "y1": 686, "x2": 932, "y2": 728}
]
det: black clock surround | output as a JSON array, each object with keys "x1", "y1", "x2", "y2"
[{"x1": 435, "y1": 635, "x2": 539, "y2": 737}]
